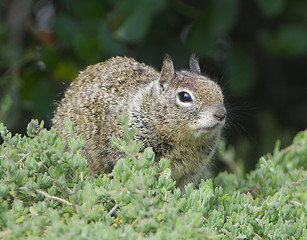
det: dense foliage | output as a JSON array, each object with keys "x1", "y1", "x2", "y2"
[{"x1": 0, "y1": 118, "x2": 306, "y2": 239}]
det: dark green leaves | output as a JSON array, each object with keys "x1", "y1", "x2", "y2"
[
  {"x1": 255, "y1": 0, "x2": 287, "y2": 18},
  {"x1": 260, "y1": 25, "x2": 307, "y2": 57},
  {"x1": 224, "y1": 47, "x2": 257, "y2": 96},
  {"x1": 187, "y1": 0, "x2": 240, "y2": 53},
  {"x1": 114, "y1": 0, "x2": 167, "y2": 43}
]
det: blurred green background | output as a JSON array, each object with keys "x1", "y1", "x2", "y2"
[{"x1": 0, "y1": 0, "x2": 306, "y2": 173}]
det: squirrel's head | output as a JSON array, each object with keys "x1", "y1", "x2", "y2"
[{"x1": 152, "y1": 55, "x2": 226, "y2": 141}]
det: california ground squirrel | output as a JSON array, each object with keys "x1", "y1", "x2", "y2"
[{"x1": 52, "y1": 55, "x2": 226, "y2": 189}]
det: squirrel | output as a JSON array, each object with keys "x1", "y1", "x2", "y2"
[{"x1": 52, "y1": 55, "x2": 227, "y2": 190}]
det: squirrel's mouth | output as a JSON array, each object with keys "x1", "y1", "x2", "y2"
[
  {"x1": 191, "y1": 122, "x2": 224, "y2": 137},
  {"x1": 197, "y1": 123, "x2": 220, "y2": 132}
]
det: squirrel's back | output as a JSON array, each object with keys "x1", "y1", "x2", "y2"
[{"x1": 62, "y1": 56, "x2": 157, "y2": 101}]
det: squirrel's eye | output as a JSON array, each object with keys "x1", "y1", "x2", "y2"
[{"x1": 178, "y1": 91, "x2": 193, "y2": 102}]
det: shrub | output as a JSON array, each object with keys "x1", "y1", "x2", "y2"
[{"x1": 0, "y1": 119, "x2": 306, "y2": 239}]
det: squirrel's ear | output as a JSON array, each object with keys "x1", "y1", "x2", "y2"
[
  {"x1": 158, "y1": 54, "x2": 175, "y2": 91},
  {"x1": 190, "y1": 55, "x2": 201, "y2": 75}
]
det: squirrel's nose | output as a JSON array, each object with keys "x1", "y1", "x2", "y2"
[{"x1": 213, "y1": 105, "x2": 227, "y2": 122}]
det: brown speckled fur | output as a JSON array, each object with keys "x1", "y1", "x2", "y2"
[{"x1": 52, "y1": 56, "x2": 226, "y2": 190}]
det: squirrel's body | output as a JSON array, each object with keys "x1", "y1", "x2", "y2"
[{"x1": 52, "y1": 56, "x2": 226, "y2": 189}]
